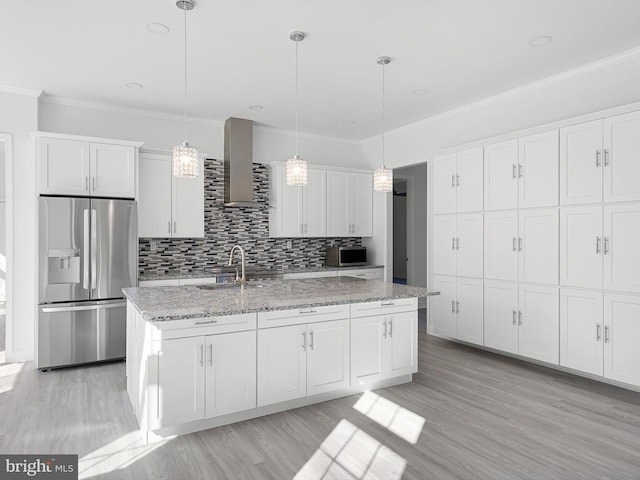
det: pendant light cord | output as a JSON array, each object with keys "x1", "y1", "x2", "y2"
[
  {"x1": 295, "y1": 38, "x2": 299, "y2": 157},
  {"x1": 381, "y1": 60, "x2": 385, "y2": 168},
  {"x1": 183, "y1": 4, "x2": 188, "y2": 143}
]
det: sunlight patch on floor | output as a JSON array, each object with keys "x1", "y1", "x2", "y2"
[
  {"x1": 79, "y1": 431, "x2": 167, "y2": 479},
  {"x1": 0, "y1": 361, "x2": 23, "y2": 394},
  {"x1": 294, "y1": 419, "x2": 406, "y2": 480},
  {"x1": 353, "y1": 391, "x2": 425, "y2": 444}
]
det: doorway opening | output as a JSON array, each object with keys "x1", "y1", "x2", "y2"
[{"x1": 392, "y1": 180, "x2": 408, "y2": 284}]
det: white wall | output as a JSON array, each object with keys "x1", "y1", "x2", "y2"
[
  {"x1": 38, "y1": 99, "x2": 364, "y2": 168},
  {"x1": 362, "y1": 48, "x2": 640, "y2": 286},
  {"x1": 0, "y1": 90, "x2": 39, "y2": 361}
]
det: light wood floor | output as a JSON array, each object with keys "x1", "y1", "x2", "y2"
[{"x1": 1, "y1": 312, "x2": 640, "y2": 480}]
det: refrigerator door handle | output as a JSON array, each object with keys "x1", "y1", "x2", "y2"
[
  {"x1": 41, "y1": 302, "x2": 126, "y2": 313},
  {"x1": 83, "y1": 209, "x2": 90, "y2": 290},
  {"x1": 90, "y1": 209, "x2": 97, "y2": 290}
]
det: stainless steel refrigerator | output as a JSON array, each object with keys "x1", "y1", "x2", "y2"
[{"x1": 37, "y1": 196, "x2": 137, "y2": 370}]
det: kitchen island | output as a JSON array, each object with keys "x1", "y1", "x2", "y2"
[{"x1": 124, "y1": 277, "x2": 439, "y2": 442}]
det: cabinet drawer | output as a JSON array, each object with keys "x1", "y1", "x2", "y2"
[
  {"x1": 179, "y1": 277, "x2": 216, "y2": 286},
  {"x1": 350, "y1": 298, "x2": 417, "y2": 318},
  {"x1": 308, "y1": 271, "x2": 338, "y2": 278},
  {"x1": 258, "y1": 304, "x2": 350, "y2": 329},
  {"x1": 338, "y1": 268, "x2": 382, "y2": 280},
  {"x1": 152, "y1": 313, "x2": 257, "y2": 340}
]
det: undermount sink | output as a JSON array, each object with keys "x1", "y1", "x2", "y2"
[{"x1": 196, "y1": 282, "x2": 267, "y2": 290}]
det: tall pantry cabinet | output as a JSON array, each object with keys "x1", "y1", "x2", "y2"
[{"x1": 430, "y1": 107, "x2": 640, "y2": 389}]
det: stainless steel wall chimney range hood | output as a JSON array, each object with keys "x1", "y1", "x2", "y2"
[{"x1": 224, "y1": 117, "x2": 262, "y2": 208}]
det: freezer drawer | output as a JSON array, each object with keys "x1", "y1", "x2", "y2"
[{"x1": 37, "y1": 301, "x2": 126, "y2": 370}]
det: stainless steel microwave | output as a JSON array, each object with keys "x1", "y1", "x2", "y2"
[{"x1": 325, "y1": 246, "x2": 367, "y2": 267}]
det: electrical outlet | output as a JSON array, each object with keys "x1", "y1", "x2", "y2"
[
  {"x1": 286, "y1": 240, "x2": 292, "y2": 249},
  {"x1": 150, "y1": 241, "x2": 157, "y2": 252}
]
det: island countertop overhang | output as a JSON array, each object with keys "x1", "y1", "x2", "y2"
[{"x1": 124, "y1": 277, "x2": 440, "y2": 322}]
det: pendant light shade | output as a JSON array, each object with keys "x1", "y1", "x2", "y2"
[
  {"x1": 374, "y1": 56, "x2": 393, "y2": 192},
  {"x1": 173, "y1": 0, "x2": 199, "y2": 178},
  {"x1": 286, "y1": 31, "x2": 307, "y2": 186}
]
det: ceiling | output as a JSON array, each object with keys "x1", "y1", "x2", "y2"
[{"x1": 3, "y1": 0, "x2": 640, "y2": 140}]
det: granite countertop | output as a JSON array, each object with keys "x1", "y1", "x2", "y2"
[
  {"x1": 124, "y1": 276, "x2": 439, "y2": 322},
  {"x1": 138, "y1": 264, "x2": 384, "y2": 281}
]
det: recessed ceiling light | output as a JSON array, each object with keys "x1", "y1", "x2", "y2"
[
  {"x1": 125, "y1": 82, "x2": 144, "y2": 90},
  {"x1": 341, "y1": 120, "x2": 356, "y2": 125},
  {"x1": 529, "y1": 35, "x2": 553, "y2": 47},
  {"x1": 248, "y1": 104, "x2": 264, "y2": 110},
  {"x1": 412, "y1": 89, "x2": 429, "y2": 96},
  {"x1": 146, "y1": 22, "x2": 170, "y2": 35}
]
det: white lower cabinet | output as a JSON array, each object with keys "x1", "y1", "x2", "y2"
[
  {"x1": 257, "y1": 319, "x2": 350, "y2": 407},
  {"x1": 603, "y1": 293, "x2": 640, "y2": 387},
  {"x1": 431, "y1": 275, "x2": 483, "y2": 345},
  {"x1": 156, "y1": 330, "x2": 257, "y2": 427},
  {"x1": 484, "y1": 281, "x2": 559, "y2": 364},
  {"x1": 351, "y1": 303, "x2": 418, "y2": 387}
]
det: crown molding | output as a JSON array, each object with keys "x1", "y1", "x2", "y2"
[
  {"x1": 0, "y1": 84, "x2": 43, "y2": 98},
  {"x1": 363, "y1": 44, "x2": 640, "y2": 143},
  {"x1": 253, "y1": 124, "x2": 360, "y2": 146}
]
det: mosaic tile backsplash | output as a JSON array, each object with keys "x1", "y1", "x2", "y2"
[{"x1": 138, "y1": 159, "x2": 362, "y2": 276}]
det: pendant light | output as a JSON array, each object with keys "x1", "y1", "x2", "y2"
[
  {"x1": 173, "y1": 0, "x2": 199, "y2": 178},
  {"x1": 373, "y1": 56, "x2": 393, "y2": 192},
  {"x1": 286, "y1": 31, "x2": 307, "y2": 186}
]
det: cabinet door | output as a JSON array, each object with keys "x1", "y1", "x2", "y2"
[
  {"x1": 559, "y1": 120, "x2": 603, "y2": 205},
  {"x1": 351, "y1": 316, "x2": 386, "y2": 387},
  {"x1": 138, "y1": 153, "x2": 172, "y2": 238},
  {"x1": 351, "y1": 172, "x2": 373, "y2": 237},
  {"x1": 484, "y1": 280, "x2": 518, "y2": 354},
  {"x1": 388, "y1": 310, "x2": 418, "y2": 377},
  {"x1": 270, "y1": 164, "x2": 303, "y2": 237},
  {"x1": 603, "y1": 204, "x2": 640, "y2": 293},
  {"x1": 307, "y1": 319, "x2": 350, "y2": 396},
  {"x1": 604, "y1": 294, "x2": 640, "y2": 387},
  {"x1": 257, "y1": 324, "x2": 307, "y2": 406},
  {"x1": 518, "y1": 284, "x2": 559, "y2": 364},
  {"x1": 519, "y1": 208, "x2": 559, "y2": 285},
  {"x1": 457, "y1": 213, "x2": 483, "y2": 278},
  {"x1": 603, "y1": 111, "x2": 640, "y2": 203},
  {"x1": 157, "y1": 336, "x2": 205, "y2": 426},
  {"x1": 456, "y1": 147, "x2": 483, "y2": 213},
  {"x1": 432, "y1": 153, "x2": 457, "y2": 214},
  {"x1": 484, "y1": 140, "x2": 518, "y2": 211},
  {"x1": 560, "y1": 206, "x2": 603, "y2": 289},
  {"x1": 205, "y1": 330, "x2": 256, "y2": 418},
  {"x1": 430, "y1": 275, "x2": 457, "y2": 338},
  {"x1": 39, "y1": 137, "x2": 91, "y2": 196},
  {"x1": 560, "y1": 289, "x2": 603, "y2": 376},
  {"x1": 90, "y1": 143, "x2": 136, "y2": 198},
  {"x1": 303, "y1": 168, "x2": 327, "y2": 237},
  {"x1": 456, "y1": 277, "x2": 484, "y2": 346},
  {"x1": 484, "y1": 210, "x2": 518, "y2": 281},
  {"x1": 432, "y1": 215, "x2": 457, "y2": 275},
  {"x1": 518, "y1": 130, "x2": 559, "y2": 208},
  {"x1": 326, "y1": 171, "x2": 350, "y2": 236},
  {"x1": 172, "y1": 157, "x2": 205, "y2": 238}
]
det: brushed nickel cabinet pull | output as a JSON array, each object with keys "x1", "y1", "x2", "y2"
[
  {"x1": 604, "y1": 325, "x2": 610, "y2": 343},
  {"x1": 512, "y1": 164, "x2": 517, "y2": 179},
  {"x1": 199, "y1": 344, "x2": 204, "y2": 367},
  {"x1": 604, "y1": 237, "x2": 609, "y2": 255},
  {"x1": 595, "y1": 149, "x2": 601, "y2": 167},
  {"x1": 381, "y1": 301, "x2": 395, "y2": 306},
  {"x1": 456, "y1": 174, "x2": 460, "y2": 186},
  {"x1": 604, "y1": 149, "x2": 609, "y2": 166},
  {"x1": 383, "y1": 320, "x2": 388, "y2": 338},
  {"x1": 309, "y1": 330, "x2": 314, "y2": 350},
  {"x1": 173, "y1": 221, "x2": 177, "y2": 234},
  {"x1": 85, "y1": 176, "x2": 89, "y2": 190},
  {"x1": 92, "y1": 177, "x2": 96, "y2": 191},
  {"x1": 302, "y1": 331, "x2": 307, "y2": 351},
  {"x1": 518, "y1": 237, "x2": 523, "y2": 252},
  {"x1": 194, "y1": 320, "x2": 218, "y2": 325},
  {"x1": 168, "y1": 221, "x2": 171, "y2": 234},
  {"x1": 456, "y1": 301, "x2": 460, "y2": 313},
  {"x1": 456, "y1": 237, "x2": 460, "y2": 250},
  {"x1": 452, "y1": 300, "x2": 456, "y2": 313},
  {"x1": 209, "y1": 344, "x2": 213, "y2": 366},
  {"x1": 518, "y1": 311, "x2": 523, "y2": 326},
  {"x1": 596, "y1": 236, "x2": 601, "y2": 254},
  {"x1": 518, "y1": 163, "x2": 523, "y2": 178},
  {"x1": 596, "y1": 324, "x2": 602, "y2": 341},
  {"x1": 513, "y1": 237, "x2": 517, "y2": 252},
  {"x1": 512, "y1": 310, "x2": 517, "y2": 325},
  {"x1": 389, "y1": 319, "x2": 393, "y2": 338},
  {"x1": 452, "y1": 237, "x2": 456, "y2": 250},
  {"x1": 452, "y1": 175, "x2": 456, "y2": 187}
]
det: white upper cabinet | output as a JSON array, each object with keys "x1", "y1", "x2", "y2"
[
  {"x1": 138, "y1": 152, "x2": 204, "y2": 238},
  {"x1": 560, "y1": 288, "x2": 604, "y2": 376},
  {"x1": 484, "y1": 139, "x2": 518, "y2": 211},
  {"x1": 603, "y1": 111, "x2": 640, "y2": 203},
  {"x1": 484, "y1": 210, "x2": 518, "y2": 281},
  {"x1": 560, "y1": 206, "x2": 603, "y2": 289},
  {"x1": 518, "y1": 130, "x2": 559, "y2": 208},
  {"x1": 432, "y1": 215, "x2": 457, "y2": 276},
  {"x1": 456, "y1": 213, "x2": 484, "y2": 278},
  {"x1": 432, "y1": 153, "x2": 457, "y2": 214},
  {"x1": 518, "y1": 208, "x2": 559, "y2": 285},
  {"x1": 39, "y1": 136, "x2": 137, "y2": 198},
  {"x1": 603, "y1": 293, "x2": 640, "y2": 387},
  {"x1": 433, "y1": 148, "x2": 483, "y2": 214},
  {"x1": 603, "y1": 204, "x2": 640, "y2": 293},
  {"x1": 326, "y1": 170, "x2": 372, "y2": 237},
  {"x1": 269, "y1": 164, "x2": 327, "y2": 238},
  {"x1": 90, "y1": 143, "x2": 136, "y2": 198},
  {"x1": 560, "y1": 120, "x2": 603, "y2": 205}
]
